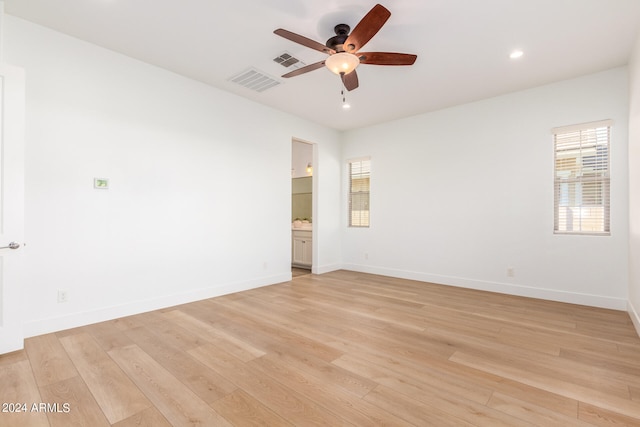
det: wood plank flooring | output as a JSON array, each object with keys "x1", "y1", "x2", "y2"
[{"x1": 1, "y1": 270, "x2": 640, "y2": 426}]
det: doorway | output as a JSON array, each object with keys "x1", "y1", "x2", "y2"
[{"x1": 291, "y1": 140, "x2": 314, "y2": 273}]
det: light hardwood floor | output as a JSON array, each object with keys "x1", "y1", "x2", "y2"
[{"x1": 1, "y1": 270, "x2": 640, "y2": 426}]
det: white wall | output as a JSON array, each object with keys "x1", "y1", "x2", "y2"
[
  {"x1": 4, "y1": 16, "x2": 341, "y2": 336},
  {"x1": 342, "y1": 68, "x2": 630, "y2": 309},
  {"x1": 629, "y1": 34, "x2": 640, "y2": 333}
]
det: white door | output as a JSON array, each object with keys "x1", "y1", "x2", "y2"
[{"x1": 0, "y1": 64, "x2": 26, "y2": 354}]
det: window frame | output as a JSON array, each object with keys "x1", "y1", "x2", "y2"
[
  {"x1": 347, "y1": 157, "x2": 371, "y2": 228},
  {"x1": 552, "y1": 120, "x2": 612, "y2": 236}
]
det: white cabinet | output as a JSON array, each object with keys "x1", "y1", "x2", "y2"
[{"x1": 292, "y1": 230, "x2": 312, "y2": 268}]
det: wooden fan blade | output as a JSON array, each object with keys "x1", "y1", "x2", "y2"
[
  {"x1": 281, "y1": 61, "x2": 326, "y2": 78},
  {"x1": 358, "y1": 52, "x2": 417, "y2": 66},
  {"x1": 341, "y1": 70, "x2": 359, "y2": 91},
  {"x1": 343, "y1": 4, "x2": 391, "y2": 53},
  {"x1": 274, "y1": 29, "x2": 335, "y2": 54}
]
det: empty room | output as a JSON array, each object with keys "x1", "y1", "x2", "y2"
[{"x1": 1, "y1": 0, "x2": 640, "y2": 425}]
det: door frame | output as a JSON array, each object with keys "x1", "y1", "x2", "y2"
[{"x1": 291, "y1": 138, "x2": 317, "y2": 272}]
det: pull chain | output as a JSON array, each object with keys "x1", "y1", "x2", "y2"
[{"x1": 341, "y1": 86, "x2": 351, "y2": 109}]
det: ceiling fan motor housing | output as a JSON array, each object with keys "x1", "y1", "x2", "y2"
[{"x1": 326, "y1": 24, "x2": 351, "y2": 52}]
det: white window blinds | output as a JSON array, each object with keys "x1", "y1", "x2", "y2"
[
  {"x1": 348, "y1": 158, "x2": 370, "y2": 228},
  {"x1": 553, "y1": 120, "x2": 611, "y2": 235}
]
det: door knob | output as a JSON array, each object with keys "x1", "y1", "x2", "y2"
[{"x1": 0, "y1": 242, "x2": 20, "y2": 250}]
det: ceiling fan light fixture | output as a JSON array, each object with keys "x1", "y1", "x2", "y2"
[{"x1": 325, "y1": 52, "x2": 360, "y2": 75}]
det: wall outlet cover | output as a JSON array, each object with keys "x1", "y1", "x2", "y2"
[{"x1": 57, "y1": 290, "x2": 69, "y2": 303}]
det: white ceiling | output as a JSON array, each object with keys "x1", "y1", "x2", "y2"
[{"x1": 5, "y1": 0, "x2": 640, "y2": 131}]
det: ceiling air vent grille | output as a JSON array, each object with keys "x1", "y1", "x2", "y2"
[
  {"x1": 273, "y1": 52, "x2": 299, "y2": 67},
  {"x1": 229, "y1": 68, "x2": 281, "y2": 92},
  {"x1": 273, "y1": 52, "x2": 306, "y2": 70}
]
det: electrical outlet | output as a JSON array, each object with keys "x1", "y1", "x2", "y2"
[
  {"x1": 57, "y1": 290, "x2": 69, "y2": 303},
  {"x1": 506, "y1": 267, "x2": 515, "y2": 278},
  {"x1": 364, "y1": 253, "x2": 369, "y2": 260}
]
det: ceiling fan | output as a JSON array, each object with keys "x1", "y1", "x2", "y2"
[{"x1": 274, "y1": 4, "x2": 417, "y2": 91}]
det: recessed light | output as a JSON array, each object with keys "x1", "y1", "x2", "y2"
[{"x1": 509, "y1": 50, "x2": 524, "y2": 59}]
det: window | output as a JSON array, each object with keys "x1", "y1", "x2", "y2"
[
  {"x1": 553, "y1": 120, "x2": 611, "y2": 235},
  {"x1": 348, "y1": 158, "x2": 370, "y2": 227}
]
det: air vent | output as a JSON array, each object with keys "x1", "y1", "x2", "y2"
[
  {"x1": 228, "y1": 68, "x2": 281, "y2": 92},
  {"x1": 273, "y1": 52, "x2": 299, "y2": 67},
  {"x1": 273, "y1": 52, "x2": 307, "y2": 70}
]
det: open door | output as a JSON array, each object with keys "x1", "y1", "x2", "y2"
[{"x1": 0, "y1": 64, "x2": 26, "y2": 354}]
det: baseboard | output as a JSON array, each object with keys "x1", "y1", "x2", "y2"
[
  {"x1": 23, "y1": 272, "x2": 292, "y2": 338},
  {"x1": 342, "y1": 263, "x2": 628, "y2": 311},
  {"x1": 629, "y1": 300, "x2": 640, "y2": 338},
  {"x1": 25, "y1": 266, "x2": 632, "y2": 338}
]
